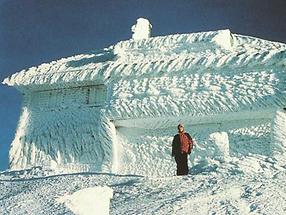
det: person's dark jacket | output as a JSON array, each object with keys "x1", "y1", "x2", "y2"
[{"x1": 172, "y1": 133, "x2": 193, "y2": 157}]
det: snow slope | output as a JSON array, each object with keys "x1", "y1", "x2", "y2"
[{"x1": 1, "y1": 160, "x2": 286, "y2": 215}]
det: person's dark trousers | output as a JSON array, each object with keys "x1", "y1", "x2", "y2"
[{"x1": 175, "y1": 153, "x2": 188, "y2": 175}]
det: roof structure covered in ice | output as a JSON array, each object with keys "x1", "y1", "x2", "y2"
[
  {"x1": 3, "y1": 29, "x2": 286, "y2": 91},
  {"x1": 2, "y1": 29, "x2": 286, "y2": 125}
]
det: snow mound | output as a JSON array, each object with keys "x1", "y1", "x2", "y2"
[{"x1": 58, "y1": 186, "x2": 113, "y2": 215}]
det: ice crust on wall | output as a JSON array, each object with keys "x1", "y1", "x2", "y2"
[
  {"x1": 3, "y1": 29, "x2": 286, "y2": 174},
  {"x1": 107, "y1": 69, "x2": 285, "y2": 120},
  {"x1": 115, "y1": 118, "x2": 273, "y2": 176},
  {"x1": 9, "y1": 106, "x2": 113, "y2": 172}
]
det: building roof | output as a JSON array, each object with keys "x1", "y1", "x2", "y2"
[{"x1": 2, "y1": 29, "x2": 286, "y2": 92}]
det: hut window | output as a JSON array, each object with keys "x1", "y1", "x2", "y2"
[
  {"x1": 31, "y1": 84, "x2": 107, "y2": 108},
  {"x1": 88, "y1": 84, "x2": 107, "y2": 105}
]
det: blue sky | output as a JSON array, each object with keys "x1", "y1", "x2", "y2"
[{"x1": 0, "y1": 0, "x2": 286, "y2": 171}]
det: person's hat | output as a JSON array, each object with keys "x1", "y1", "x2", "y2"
[{"x1": 177, "y1": 123, "x2": 184, "y2": 129}]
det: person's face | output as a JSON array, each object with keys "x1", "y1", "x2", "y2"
[{"x1": 178, "y1": 125, "x2": 184, "y2": 132}]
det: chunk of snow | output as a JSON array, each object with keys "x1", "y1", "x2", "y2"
[
  {"x1": 131, "y1": 18, "x2": 152, "y2": 40},
  {"x1": 58, "y1": 186, "x2": 113, "y2": 215},
  {"x1": 211, "y1": 29, "x2": 235, "y2": 50}
]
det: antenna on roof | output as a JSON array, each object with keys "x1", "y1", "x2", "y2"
[{"x1": 131, "y1": 18, "x2": 152, "y2": 40}]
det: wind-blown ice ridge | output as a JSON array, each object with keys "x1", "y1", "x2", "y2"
[{"x1": 107, "y1": 69, "x2": 286, "y2": 120}]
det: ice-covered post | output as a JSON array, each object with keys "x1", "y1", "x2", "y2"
[
  {"x1": 131, "y1": 18, "x2": 152, "y2": 40},
  {"x1": 209, "y1": 132, "x2": 230, "y2": 162},
  {"x1": 272, "y1": 108, "x2": 286, "y2": 155},
  {"x1": 98, "y1": 112, "x2": 119, "y2": 174}
]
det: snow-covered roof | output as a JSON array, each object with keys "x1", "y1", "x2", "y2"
[{"x1": 2, "y1": 29, "x2": 286, "y2": 91}]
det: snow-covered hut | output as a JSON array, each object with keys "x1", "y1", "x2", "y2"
[{"x1": 3, "y1": 27, "x2": 286, "y2": 176}]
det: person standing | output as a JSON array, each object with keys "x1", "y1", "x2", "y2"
[{"x1": 172, "y1": 124, "x2": 194, "y2": 175}]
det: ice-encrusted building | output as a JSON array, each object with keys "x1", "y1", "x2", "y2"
[{"x1": 3, "y1": 28, "x2": 286, "y2": 176}]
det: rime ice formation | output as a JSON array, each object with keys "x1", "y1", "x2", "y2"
[
  {"x1": 2, "y1": 29, "x2": 286, "y2": 176},
  {"x1": 131, "y1": 17, "x2": 152, "y2": 40},
  {"x1": 209, "y1": 132, "x2": 230, "y2": 161},
  {"x1": 272, "y1": 109, "x2": 286, "y2": 153}
]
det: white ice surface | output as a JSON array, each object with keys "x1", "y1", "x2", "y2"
[{"x1": 57, "y1": 186, "x2": 113, "y2": 215}]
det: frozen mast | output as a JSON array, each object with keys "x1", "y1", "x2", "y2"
[{"x1": 131, "y1": 18, "x2": 152, "y2": 40}]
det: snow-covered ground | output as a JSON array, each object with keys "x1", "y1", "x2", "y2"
[{"x1": 1, "y1": 156, "x2": 286, "y2": 215}]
